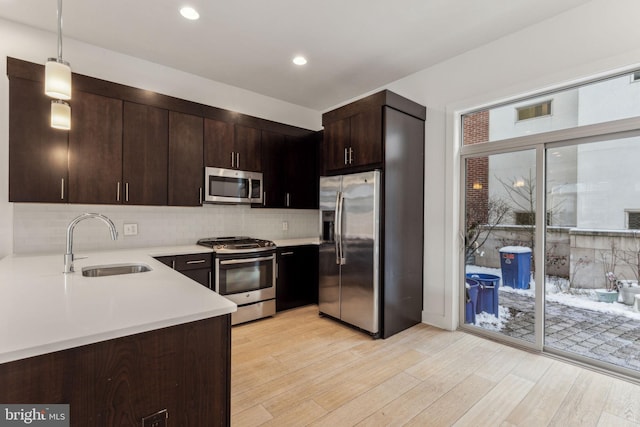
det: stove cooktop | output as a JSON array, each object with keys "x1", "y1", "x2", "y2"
[{"x1": 197, "y1": 236, "x2": 276, "y2": 252}]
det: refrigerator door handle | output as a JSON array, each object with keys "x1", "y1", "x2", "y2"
[
  {"x1": 337, "y1": 191, "x2": 346, "y2": 265},
  {"x1": 334, "y1": 191, "x2": 341, "y2": 265}
]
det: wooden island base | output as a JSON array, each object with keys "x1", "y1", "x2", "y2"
[{"x1": 0, "y1": 315, "x2": 231, "y2": 426}]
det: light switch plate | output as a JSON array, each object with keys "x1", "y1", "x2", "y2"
[
  {"x1": 123, "y1": 223, "x2": 138, "y2": 236},
  {"x1": 282, "y1": 221, "x2": 288, "y2": 231}
]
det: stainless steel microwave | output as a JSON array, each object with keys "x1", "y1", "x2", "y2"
[{"x1": 203, "y1": 167, "x2": 263, "y2": 204}]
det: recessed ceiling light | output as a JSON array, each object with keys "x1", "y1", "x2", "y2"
[
  {"x1": 180, "y1": 6, "x2": 200, "y2": 20},
  {"x1": 292, "y1": 56, "x2": 307, "y2": 66}
]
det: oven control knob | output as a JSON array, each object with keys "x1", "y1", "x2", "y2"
[{"x1": 246, "y1": 294, "x2": 251, "y2": 298}]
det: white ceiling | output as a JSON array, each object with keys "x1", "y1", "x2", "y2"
[{"x1": 0, "y1": 0, "x2": 593, "y2": 111}]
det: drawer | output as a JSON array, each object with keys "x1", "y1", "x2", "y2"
[{"x1": 174, "y1": 253, "x2": 212, "y2": 271}]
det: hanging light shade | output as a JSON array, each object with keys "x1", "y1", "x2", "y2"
[
  {"x1": 51, "y1": 99, "x2": 71, "y2": 130},
  {"x1": 45, "y1": 0, "x2": 72, "y2": 100},
  {"x1": 45, "y1": 58, "x2": 71, "y2": 100}
]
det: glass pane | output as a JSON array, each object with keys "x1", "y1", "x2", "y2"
[
  {"x1": 545, "y1": 137, "x2": 640, "y2": 372},
  {"x1": 463, "y1": 70, "x2": 640, "y2": 146},
  {"x1": 464, "y1": 150, "x2": 536, "y2": 344}
]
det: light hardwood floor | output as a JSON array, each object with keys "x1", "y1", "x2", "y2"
[{"x1": 231, "y1": 305, "x2": 640, "y2": 427}]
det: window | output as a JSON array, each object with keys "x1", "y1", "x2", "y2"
[
  {"x1": 461, "y1": 68, "x2": 640, "y2": 146},
  {"x1": 514, "y1": 211, "x2": 535, "y2": 226},
  {"x1": 628, "y1": 211, "x2": 640, "y2": 229},
  {"x1": 516, "y1": 100, "x2": 552, "y2": 121}
]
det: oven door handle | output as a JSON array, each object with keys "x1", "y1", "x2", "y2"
[{"x1": 219, "y1": 255, "x2": 275, "y2": 265}]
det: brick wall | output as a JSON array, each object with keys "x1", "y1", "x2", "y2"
[{"x1": 464, "y1": 111, "x2": 489, "y2": 224}]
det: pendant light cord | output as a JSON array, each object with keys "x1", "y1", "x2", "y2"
[{"x1": 57, "y1": 0, "x2": 63, "y2": 61}]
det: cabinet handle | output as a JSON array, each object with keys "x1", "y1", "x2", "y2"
[
  {"x1": 344, "y1": 147, "x2": 348, "y2": 165},
  {"x1": 208, "y1": 271, "x2": 212, "y2": 288},
  {"x1": 125, "y1": 182, "x2": 129, "y2": 202},
  {"x1": 286, "y1": 192, "x2": 290, "y2": 207},
  {"x1": 236, "y1": 152, "x2": 240, "y2": 169},
  {"x1": 349, "y1": 147, "x2": 354, "y2": 164},
  {"x1": 199, "y1": 187, "x2": 203, "y2": 205},
  {"x1": 281, "y1": 251, "x2": 294, "y2": 256},
  {"x1": 60, "y1": 178, "x2": 64, "y2": 200},
  {"x1": 186, "y1": 259, "x2": 206, "y2": 264},
  {"x1": 171, "y1": 260, "x2": 176, "y2": 269},
  {"x1": 231, "y1": 151, "x2": 235, "y2": 168},
  {"x1": 116, "y1": 182, "x2": 121, "y2": 201},
  {"x1": 263, "y1": 191, "x2": 267, "y2": 207}
]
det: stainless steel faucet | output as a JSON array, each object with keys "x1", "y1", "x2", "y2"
[{"x1": 64, "y1": 213, "x2": 118, "y2": 273}]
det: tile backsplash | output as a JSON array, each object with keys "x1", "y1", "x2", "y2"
[{"x1": 13, "y1": 203, "x2": 318, "y2": 254}]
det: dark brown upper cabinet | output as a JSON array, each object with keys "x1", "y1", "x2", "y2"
[
  {"x1": 203, "y1": 118, "x2": 234, "y2": 169},
  {"x1": 204, "y1": 119, "x2": 261, "y2": 172},
  {"x1": 7, "y1": 57, "x2": 314, "y2": 207},
  {"x1": 259, "y1": 131, "x2": 319, "y2": 209},
  {"x1": 322, "y1": 90, "x2": 426, "y2": 175},
  {"x1": 69, "y1": 97, "x2": 168, "y2": 205},
  {"x1": 323, "y1": 107, "x2": 382, "y2": 172},
  {"x1": 9, "y1": 77, "x2": 69, "y2": 203},
  {"x1": 68, "y1": 91, "x2": 123, "y2": 204},
  {"x1": 123, "y1": 102, "x2": 169, "y2": 205},
  {"x1": 282, "y1": 133, "x2": 319, "y2": 209},
  {"x1": 169, "y1": 112, "x2": 204, "y2": 206},
  {"x1": 234, "y1": 125, "x2": 262, "y2": 172},
  {"x1": 260, "y1": 130, "x2": 286, "y2": 208}
]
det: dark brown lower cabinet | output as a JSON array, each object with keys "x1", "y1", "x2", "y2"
[
  {"x1": 155, "y1": 253, "x2": 212, "y2": 288},
  {"x1": 276, "y1": 245, "x2": 319, "y2": 312},
  {"x1": 0, "y1": 315, "x2": 231, "y2": 426}
]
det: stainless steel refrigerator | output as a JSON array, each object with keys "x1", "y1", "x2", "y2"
[{"x1": 319, "y1": 171, "x2": 381, "y2": 335}]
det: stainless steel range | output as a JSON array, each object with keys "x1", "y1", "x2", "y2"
[{"x1": 197, "y1": 236, "x2": 276, "y2": 325}]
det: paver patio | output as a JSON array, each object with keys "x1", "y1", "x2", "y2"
[{"x1": 479, "y1": 289, "x2": 640, "y2": 371}]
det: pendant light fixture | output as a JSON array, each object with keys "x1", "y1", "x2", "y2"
[
  {"x1": 45, "y1": 0, "x2": 71, "y2": 130},
  {"x1": 51, "y1": 99, "x2": 71, "y2": 129}
]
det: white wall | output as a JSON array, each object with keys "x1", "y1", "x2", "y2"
[
  {"x1": 377, "y1": 0, "x2": 640, "y2": 330},
  {"x1": 0, "y1": 18, "x2": 322, "y2": 259}
]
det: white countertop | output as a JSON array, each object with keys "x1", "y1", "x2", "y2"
[{"x1": 0, "y1": 245, "x2": 236, "y2": 364}]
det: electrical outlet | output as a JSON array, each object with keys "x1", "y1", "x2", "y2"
[
  {"x1": 141, "y1": 409, "x2": 167, "y2": 427},
  {"x1": 123, "y1": 223, "x2": 138, "y2": 236},
  {"x1": 282, "y1": 221, "x2": 288, "y2": 231}
]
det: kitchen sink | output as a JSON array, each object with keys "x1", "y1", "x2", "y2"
[{"x1": 81, "y1": 263, "x2": 152, "y2": 277}]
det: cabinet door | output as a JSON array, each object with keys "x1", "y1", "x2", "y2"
[
  {"x1": 349, "y1": 107, "x2": 382, "y2": 167},
  {"x1": 169, "y1": 112, "x2": 203, "y2": 206},
  {"x1": 181, "y1": 268, "x2": 211, "y2": 288},
  {"x1": 284, "y1": 134, "x2": 319, "y2": 209},
  {"x1": 69, "y1": 91, "x2": 123, "y2": 204},
  {"x1": 9, "y1": 78, "x2": 68, "y2": 202},
  {"x1": 260, "y1": 130, "x2": 286, "y2": 208},
  {"x1": 235, "y1": 125, "x2": 262, "y2": 172},
  {"x1": 204, "y1": 118, "x2": 235, "y2": 169},
  {"x1": 123, "y1": 102, "x2": 168, "y2": 205},
  {"x1": 276, "y1": 246, "x2": 319, "y2": 311},
  {"x1": 323, "y1": 118, "x2": 350, "y2": 172}
]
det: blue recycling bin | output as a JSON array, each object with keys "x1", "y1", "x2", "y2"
[
  {"x1": 466, "y1": 273, "x2": 500, "y2": 317},
  {"x1": 499, "y1": 246, "x2": 532, "y2": 289},
  {"x1": 465, "y1": 278, "x2": 479, "y2": 324}
]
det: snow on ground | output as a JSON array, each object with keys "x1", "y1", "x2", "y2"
[{"x1": 466, "y1": 265, "x2": 640, "y2": 321}]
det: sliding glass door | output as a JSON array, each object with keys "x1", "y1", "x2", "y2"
[
  {"x1": 544, "y1": 136, "x2": 640, "y2": 374},
  {"x1": 464, "y1": 149, "x2": 538, "y2": 346},
  {"x1": 460, "y1": 67, "x2": 640, "y2": 377}
]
